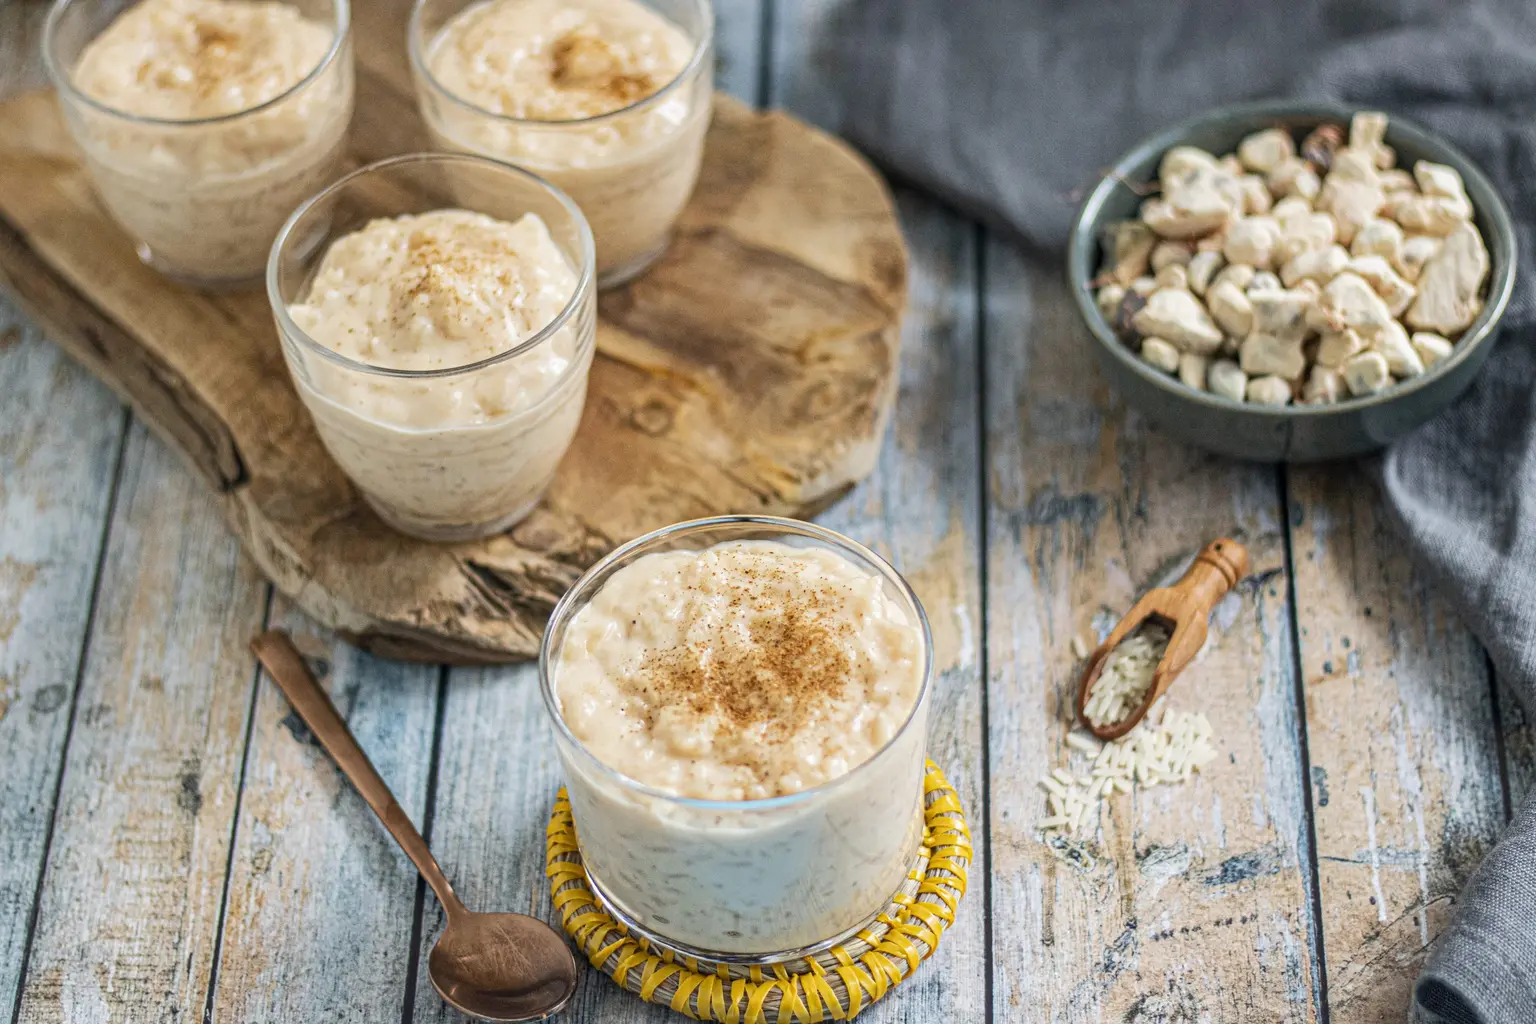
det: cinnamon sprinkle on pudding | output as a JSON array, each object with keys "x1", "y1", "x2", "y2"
[{"x1": 555, "y1": 540, "x2": 924, "y2": 801}]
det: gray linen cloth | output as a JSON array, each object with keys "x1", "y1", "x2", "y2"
[{"x1": 824, "y1": 3, "x2": 1536, "y2": 1021}]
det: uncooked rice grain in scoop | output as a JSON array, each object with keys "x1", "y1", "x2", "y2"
[{"x1": 1082, "y1": 620, "x2": 1169, "y2": 729}]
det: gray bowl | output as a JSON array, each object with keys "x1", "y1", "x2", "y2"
[{"x1": 1067, "y1": 100, "x2": 1517, "y2": 462}]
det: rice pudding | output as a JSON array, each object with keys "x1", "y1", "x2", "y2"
[
  {"x1": 413, "y1": 0, "x2": 712, "y2": 285},
  {"x1": 278, "y1": 201, "x2": 594, "y2": 540},
  {"x1": 51, "y1": 0, "x2": 353, "y2": 285},
  {"x1": 547, "y1": 529, "x2": 931, "y2": 954}
]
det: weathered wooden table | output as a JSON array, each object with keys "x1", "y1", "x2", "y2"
[{"x1": 2, "y1": 2, "x2": 1532, "y2": 1021}]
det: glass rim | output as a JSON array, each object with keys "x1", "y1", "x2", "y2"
[
  {"x1": 538, "y1": 515, "x2": 936, "y2": 814},
  {"x1": 407, "y1": 0, "x2": 714, "y2": 130},
  {"x1": 43, "y1": 0, "x2": 353, "y2": 128},
  {"x1": 265, "y1": 151, "x2": 597, "y2": 380}
]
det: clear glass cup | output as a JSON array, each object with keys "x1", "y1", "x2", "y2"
[
  {"x1": 409, "y1": 0, "x2": 714, "y2": 289},
  {"x1": 540, "y1": 516, "x2": 934, "y2": 958},
  {"x1": 43, "y1": 0, "x2": 354, "y2": 289},
  {"x1": 267, "y1": 153, "x2": 597, "y2": 542}
]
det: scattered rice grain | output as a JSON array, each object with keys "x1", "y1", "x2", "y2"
[
  {"x1": 1036, "y1": 709, "x2": 1219, "y2": 839},
  {"x1": 1066, "y1": 731, "x2": 1101, "y2": 755}
]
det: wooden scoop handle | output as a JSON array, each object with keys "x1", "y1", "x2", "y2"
[
  {"x1": 1171, "y1": 538, "x2": 1249, "y2": 619},
  {"x1": 1149, "y1": 537, "x2": 1249, "y2": 688}
]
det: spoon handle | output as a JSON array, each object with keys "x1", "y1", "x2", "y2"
[{"x1": 250, "y1": 630, "x2": 466, "y2": 919}]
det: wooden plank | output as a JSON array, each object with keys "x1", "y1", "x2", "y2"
[
  {"x1": 766, "y1": 3, "x2": 994, "y2": 1015},
  {"x1": 1499, "y1": 677, "x2": 1535, "y2": 810},
  {"x1": 209, "y1": 604, "x2": 441, "y2": 1022},
  {"x1": 1287, "y1": 466, "x2": 1506, "y2": 1019},
  {"x1": 0, "y1": 298, "x2": 127, "y2": 1020},
  {"x1": 982, "y1": 241, "x2": 1320, "y2": 1022},
  {"x1": 0, "y1": 80, "x2": 907, "y2": 664},
  {"x1": 711, "y1": 0, "x2": 767, "y2": 104},
  {"x1": 768, "y1": 0, "x2": 845, "y2": 131},
  {"x1": 807, "y1": 191, "x2": 989, "y2": 1023},
  {"x1": 13, "y1": 422, "x2": 268, "y2": 1024},
  {"x1": 0, "y1": 0, "x2": 48, "y2": 95}
]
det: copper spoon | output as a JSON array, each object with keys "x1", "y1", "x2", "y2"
[
  {"x1": 1075, "y1": 538, "x2": 1249, "y2": 741},
  {"x1": 250, "y1": 630, "x2": 578, "y2": 1022}
]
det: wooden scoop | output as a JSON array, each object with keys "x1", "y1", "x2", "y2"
[{"x1": 1076, "y1": 538, "x2": 1250, "y2": 741}]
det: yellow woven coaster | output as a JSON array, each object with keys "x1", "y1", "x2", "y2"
[{"x1": 545, "y1": 761, "x2": 971, "y2": 1022}]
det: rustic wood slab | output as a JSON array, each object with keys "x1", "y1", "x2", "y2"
[{"x1": 0, "y1": 40, "x2": 907, "y2": 665}]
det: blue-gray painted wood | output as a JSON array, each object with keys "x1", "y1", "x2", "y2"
[
  {"x1": 0, "y1": 300, "x2": 126, "y2": 1022},
  {"x1": 14, "y1": 421, "x2": 268, "y2": 1024},
  {"x1": 711, "y1": 0, "x2": 766, "y2": 105},
  {"x1": 407, "y1": 664, "x2": 586, "y2": 1023},
  {"x1": 767, "y1": 0, "x2": 845, "y2": 131},
  {"x1": 1287, "y1": 465, "x2": 1506, "y2": 1016}
]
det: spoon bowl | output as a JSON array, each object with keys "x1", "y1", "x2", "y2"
[{"x1": 430, "y1": 912, "x2": 578, "y2": 1021}]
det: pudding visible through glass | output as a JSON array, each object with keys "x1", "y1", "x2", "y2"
[
  {"x1": 267, "y1": 155, "x2": 596, "y2": 542},
  {"x1": 542, "y1": 518, "x2": 933, "y2": 956},
  {"x1": 44, "y1": 0, "x2": 354, "y2": 287},
  {"x1": 410, "y1": 0, "x2": 713, "y2": 288}
]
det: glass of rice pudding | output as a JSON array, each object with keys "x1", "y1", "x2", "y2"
[
  {"x1": 540, "y1": 516, "x2": 934, "y2": 957},
  {"x1": 409, "y1": 0, "x2": 714, "y2": 288},
  {"x1": 267, "y1": 153, "x2": 596, "y2": 542},
  {"x1": 43, "y1": 0, "x2": 354, "y2": 288}
]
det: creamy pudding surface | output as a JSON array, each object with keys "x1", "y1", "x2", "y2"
[
  {"x1": 557, "y1": 541, "x2": 925, "y2": 800},
  {"x1": 282, "y1": 207, "x2": 594, "y2": 539},
  {"x1": 289, "y1": 209, "x2": 579, "y2": 425},
  {"x1": 427, "y1": 0, "x2": 694, "y2": 127},
  {"x1": 60, "y1": 0, "x2": 352, "y2": 282},
  {"x1": 550, "y1": 536, "x2": 930, "y2": 954},
  {"x1": 418, "y1": 0, "x2": 711, "y2": 282},
  {"x1": 73, "y1": 0, "x2": 332, "y2": 121}
]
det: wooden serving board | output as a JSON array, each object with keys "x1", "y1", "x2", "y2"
[{"x1": 0, "y1": 36, "x2": 906, "y2": 663}]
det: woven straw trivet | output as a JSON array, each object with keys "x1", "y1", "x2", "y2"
[{"x1": 545, "y1": 761, "x2": 971, "y2": 1022}]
